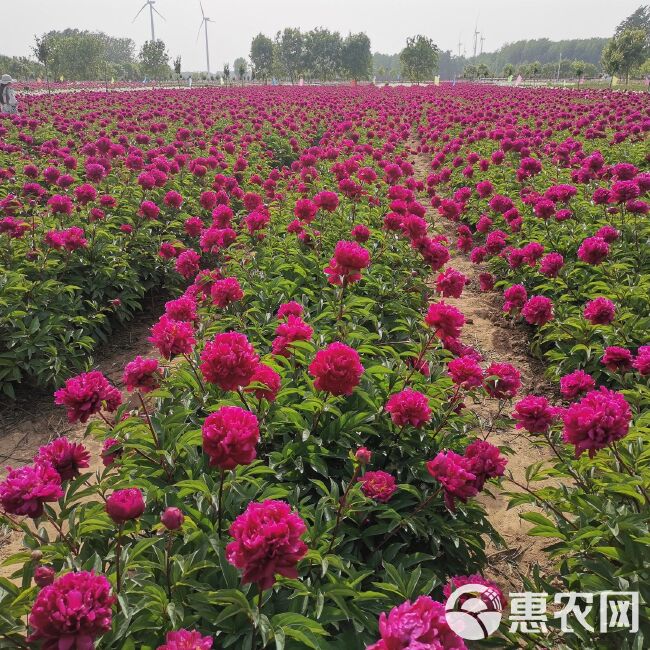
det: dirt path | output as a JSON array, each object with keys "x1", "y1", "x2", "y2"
[
  {"x1": 0, "y1": 305, "x2": 163, "y2": 576},
  {"x1": 411, "y1": 147, "x2": 558, "y2": 589}
]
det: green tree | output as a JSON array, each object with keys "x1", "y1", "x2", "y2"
[
  {"x1": 234, "y1": 57, "x2": 248, "y2": 81},
  {"x1": 222, "y1": 62, "x2": 230, "y2": 82},
  {"x1": 303, "y1": 28, "x2": 342, "y2": 80},
  {"x1": 400, "y1": 35, "x2": 439, "y2": 82},
  {"x1": 571, "y1": 59, "x2": 586, "y2": 78},
  {"x1": 616, "y1": 5, "x2": 650, "y2": 39},
  {"x1": 250, "y1": 33, "x2": 274, "y2": 82},
  {"x1": 503, "y1": 63, "x2": 515, "y2": 77},
  {"x1": 341, "y1": 32, "x2": 372, "y2": 80},
  {"x1": 602, "y1": 28, "x2": 648, "y2": 83},
  {"x1": 138, "y1": 39, "x2": 170, "y2": 79},
  {"x1": 173, "y1": 56, "x2": 181, "y2": 76},
  {"x1": 276, "y1": 28, "x2": 304, "y2": 82},
  {"x1": 477, "y1": 63, "x2": 490, "y2": 78},
  {"x1": 462, "y1": 64, "x2": 477, "y2": 79}
]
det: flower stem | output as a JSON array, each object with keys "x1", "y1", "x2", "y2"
[
  {"x1": 137, "y1": 391, "x2": 160, "y2": 448},
  {"x1": 217, "y1": 469, "x2": 226, "y2": 539},
  {"x1": 326, "y1": 466, "x2": 360, "y2": 555}
]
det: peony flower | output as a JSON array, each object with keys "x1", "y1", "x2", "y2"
[
  {"x1": 309, "y1": 342, "x2": 363, "y2": 396},
  {"x1": 202, "y1": 406, "x2": 259, "y2": 470},
  {"x1": 385, "y1": 389, "x2": 431, "y2": 428},
  {"x1": 448, "y1": 356, "x2": 483, "y2": 390},
  {"x1": 539, "y1": 252, "x2": 564, "y2": 278},
  {"x1": 0, "y1": 463, "x2": 63, "y2": 518},
  {"x1": 226, "y1": 500, "x2": 308, "y2": 589},
  {"x1": 633, "y1": 346, "x2": 650, "y2": 376},
  {"x1": 521, "y1": 296, "x2": 554, "y2": 326},
  {"x1": 426, "y1": 451, "x2": 478, "y2": 510},
  {"x1": 355, "y1": 447, "x2": 372, "y2": 464},
  {"x1": 101, "y1": 438, "x2": 122, "y2": 467},
  {"x1": 244, "y1": 363, "x2": 281, "y2": 402},
  {"x1": 272, "y1": 315, "x2": 314, "y2": 357},
  {"x1": 34, "y1": 566, "x2": 56, "y2": 588},
  {"x1": 175, "y1": 250, "x2": 201, "y2": 279},
  {"x1": 200, "y1": 332, "x2": 259, "y2": 391},
  {"x1": 424, "y1": 302, "x2": 464, "y2": 340},
  {"x1": 562, "y1": 387, "x2": 631, "y2": 457},
  {"x1": 443, "y1": 574, "x2": 507, "y2": 607},
  {"x1": 123, "y1": 356, "x2": 160, "y2": 393},
  {"x1": 210, "y1": 277, "x2": 244, "y2": 309},
  {"x1": 512, "y1": 395, "x2": 556, "y2": 434},
  {"x1": 503, "y1": 284, "x2": 527, "y2": 314},
  {"x1": 313, "y1": 190, "x2": 339, "y2": 212},
  {"x1": 478, "y1": 272, "x2": 495, "y2": 292},
  {"x1": 276, "y1": 301, "x2": 303, "y2": 319},
  {"x1": 483, "y1": 363, "x2": 521, "y2": 400},
  {"x1": 559, "y1": 369, "x2": 596, "y2": 399},
  {"x1": 34, "y1": 438, "x2": 90, "y2": 481},
  {"x1": 435, "y1": 267, "x2": 468, "y2": 299},
  {"x1": 463, "y1": 440, "x2": 507, "y2": 490},
  {"x1": 149, "y1": 316, "x2": 196, "y2": 360},
  {"x1": 105, "y1": 488, "x2": 145, "y2": 524},
  {"x1": 165, "y1": 296, "x2": 198, "y2": 323},
  {"x1": 54, "y1": 371, "x2": 122, "y2": 424},
  {"x1": 367, "y1": 596, "x2": 467, "y2": 650},
  {"x1": 577, "y1": 236, "x2": 609, "y2": 265},
  {"x1": 156, "y1": 629, "x2": 213, "y2": 650},
  {"x1": 601, "y1": 346, "x2": 633, "y2": 373},
  {"x1": 358, "y1": 471, "x2": 397, "y2": 503},
  {"x1": 583, "y1": 297, "x2": 616, "y2": 325},
  {"x1": 28, "y1": 571, "x2": 114, "y2": 649},
  {"x1": 160, "y1": 507, "x2": 185, "y2": 531},
  {"x1": 324, "y1": 240, "x2": 370, "y2": 285}
]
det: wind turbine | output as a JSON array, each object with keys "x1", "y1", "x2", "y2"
[
  {"x1": 480, "y1": 35, "x2": 486, "y2": 55},
  {"x1": 197, "y1": 2, "x2": 213, "y2": 74},
  {"x1": 133, "y1": 0, "x2": 165, "y2": 42}
]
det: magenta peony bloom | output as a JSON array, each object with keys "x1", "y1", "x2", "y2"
[
  {"x1": 633, "y1": 346, "x2": 650, "y2": 376},
  {"x1": 601, "y1": 346, "x2": 633, "y2": 373},
  {"x1": 105, "y1": 488, "x2": 145, "y2": 524},
  {"x1": 425, "y1": 302, "x2": 465, "y2": 340},
  {"x1": 358, "y1": 470, "x2": 397, "y2": 503},
  {"x1": 34, "y1": 438, "x2": 90, "y2": 481},
  {"x1": 483, "y1": 363, "x2": 521, "y2": 400},
  {"x1": 200, "y1": 332, "x2": 259, "y2": 391},
  {"x1": 276, "y1": 301, "x2": 303, "y2": 319},
  {"x1": 244, "y1": 363, "x2": 281, "y2": 402},
  {"x1": 123, "y1": 356, "x2": 160, "y2": 393},
  {"x1": 367, "y1": 596, "x2": 467, "y2": 650},
  {"x1": 512, "y1": 395, "x2": 556, "y2": 434},
  {"x1": 448, "y1": 357, "x2": 483, "y2": 390},
  {"x1": 426, "y1": 451, "x2": 478, "y2": 510},
  {"x1": 156, "y1": 629, "x2": 213, "y2": 650},
  {"x1": 101, "y1": 438, "x2": 121, "y2": 467},
  {"x1": 28, "y1": 571, "x2": 114, "y2": 649},
  {"x1": 175, "y1": 250, "x2": 201, "y2": 279},
  {"x1": 559, "y1": 370, "x2": 596, "y2": 400},
  {"x1": 385, "y1": 389, "x2": 431, "y2": 428},
  {"x1": 313, "y1": 190, "x2": 339, "y2": 212},
  {"x1": 539, "y1": 252, "x2": 564, "y2": 278},
  {"x1": 272, "y1": 315, "x2": 314, "y2": 357},
  {"x1": 463, "y1": 440, "x2": 507, "y2": 490},
  {"x1": 521, "y1": 296, "x2": 554, "y2": 326},
  {"x1": 563, "y1": 387, "x2": 632, "y2": 457},
  {"x1": 294, "y1": 198, "x2": 318, "y2": 223},
  {"x1": 0, "y1": 463, "x2": 63, "y2": 518},
  {"x1": 54, "y1": 371, "x2": 122, "y2": 424},
  {"x1": 210, "y1": 277, "x2": 244, "y2": 309},
  {"x1": 160, "y1": 507, "x2": 185, "y2": 531},
  {"x1": 502, "y1": 284, "x2": 527, "y2": 314},
  {"x1": 443, "y1": 574, "x2": 507, "y2": 607},
  {"x1": 306, "y1": 339, "x2": 364, "y2": 394},
  {"x1": 351, "y1": 223, "x2": 371, "y2": 243},
  {"x1": 149, "y1": 316, "x2": 196, "y2": 360},
  {"x1": 324, "y1": 240, "x2": 370, "y2": 286},
  {"x1": 478, "y1": 272, "x2": 495, "y2": 292},
  {"x1": 435, "y1": 267, "x2": 468, "y2": 299},
  {"x1": 165, "y1": 296, "x2": 198, "y2": 323},
  {"x1": 34, "y1": 566, "x2": 56, "y2": 588},
  {"x1": 202, "y1": 406, "x2": 259, "y2": 470},
  {"x1": 355, "y1": 447, "x2": 372, "y2": 464},
  {"x1": 583, "y1": 297, "x2": 616, "y2": 325},
  {"x1": 577, "y1": 236, "x2": 609, "y2": 265},
  {"x1": 226, "y1": 500, "x2": 308, "y2": 589}
]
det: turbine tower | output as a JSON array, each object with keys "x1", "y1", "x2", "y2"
[
  {"x1": 480, "y1": 35, "x2": 486, "y2": 55},
  {"x1": 133, "y1": 0, "x2": 165, "y2": 42},
  {"x1": 473, "y1": 27, "x2": 479, "y2": 59},
  {"x1": 197, "y1": 2, "x2": 213, "y2": 74}
]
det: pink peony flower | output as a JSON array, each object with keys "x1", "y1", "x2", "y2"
[
  {"x1": 385, "y1": 389, "x2": 432, "y2": 428},
  {"x1": 309, "y1": 342, "x2": 364, "y2": 396},
  {"x1": 503, "y1": 284, "x2": 527, "y2": 314},
  {"x1": 633, "y1": 346, "x2": 650, "y2": 376},
  {"x1": 272, "y1": 315, "x2": 314, "y2": 357},
  {"x1": 562, "y1": 387, "x2": 631, "y2": 457},
  {"x1": 425, "y1": 302, "x2": 464, "y2": 340},
  {"x1": 583, "y1": 297, "x2": 616, "y2": 325},
  {"x1": 435, "y1": 267, "x2": 469, "y2": 299},
  {"x1": 226, "y1": 500, "x2": 308, "y2": 589},
  {"x1": 539, "y1": 252, "x2": 564, "y2": 278},
  {"x1": 54, "y1": 371, "x2": 122, "y2": 424},
  {"x1": 463, "y1": 440, "x2": 507, "y2": 490},
  {"x1": 313, "y1": 190, "x2": 339, "y2": 212},
  {"x1": 443, "y1": 574, "x2": 507, "y2": 607},
  {"x1": 0, "y1": 463, "x2": 63, "y2": 518},
  {"x1": 34, "y1": 438, "x2": 90, "y2": 481},
  {"x1": 512, "y1": 395, "x2": 557, "y2": 434},
  {"x1": 28, "y1": 571, "x2": 114, "y2": 649},
  {"x1": 559, "y1": 369, "x2": 596, "y2": 399},
  {"x1": 483, "y1": 363, "x2": 521, "y2": 400},
  {"x1": 165, "y1": 296, "x2": 198, "y2": 323},
  {"x1": 478, "y1": 272, "x2": 495, "y2": 292},
  {"x1": 210, "y1": 277, "x2": 244, "y2": 308},
  {"x1": 123, "y1": 356, "x2": 160, "y2": 393},
  {"x1": 355, "y1": 447, "x2": 372, "y2": 464},
  {"x1": 105, "y1": 488, "x2": 145, "y2": 524},
  {"x1": 601, "y1": 346, "x2": 633, "y2": 373},
  {"x1": 34, "y1": 566, "x2": 56, "y2": 588},
  {"x1": 276, "y1": 301, "x2": 303, "y2": 319},
  {"x1": 200, "y1": 332, "x2": 259, "y2": 391},
  {"x1": 324, "y1": 240, "x2": 370, "y2": 285},
  {"x1": 521, "y1": 296, "x2": 554, "y2": 326},
  {"x1": 101, "y1": 438, "x2": 121, "y2": 467},
  {"x1": 160, "y1": 507, "x2": 185, "y2": 531},
  {"x1": 149, "y1": 316, "x2": 196, "y2": 359},
  {"x1": 202, "y1": 406, "x2": 259, "y2": 470},
  {"x1": 426, "y1": 451, "x2": 478, "y2": 510},
  {"x1": 244, "y1": 363, "x2": 281, "y2": 402},
  {"x1": 577, "y1": 236, "x2": 609, "y2": 265},
  {"x1": 175, "y1": 250, "x2": 201, "y2": 279},
  {"x1": 358, "y1": 471, "x2": 397, "y2": 503},
  {"x1": 367, "y1": 596, "x2": 466, "y2": 650},
  {"x1": 156, "y1": 629, "x2": 213, "y2": 650}
]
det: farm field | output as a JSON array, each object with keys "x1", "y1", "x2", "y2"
[{"x1": 0, "y1": 84, "x2": 648, "y2": 649}]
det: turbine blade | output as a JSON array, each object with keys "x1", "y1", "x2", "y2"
[
  {"x1": 200, "y1": 1, "x2": 205, "y2": 18},
  {"x1": 196, "y1": 20, "x2": 204, "y2": 43},
  {"x1": 152, "y1": 6, "x2": 166, "y2": 20},
  {"x1": 132, "y1": 2, "x2": 147, "y2": 22}
]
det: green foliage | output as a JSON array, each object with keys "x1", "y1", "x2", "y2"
[
  {"x1": 251, "y1": 34, "x2": 275, "y2": 82},
  {"x1": 139, "y1": 39, "x2": 171, "y2": 80},
  {"x1": 341, "y1": 33, "x2": 372, "y2": 81},
  {"x1": 400, "y1": 35, "x2": 439, "y2": 82}
]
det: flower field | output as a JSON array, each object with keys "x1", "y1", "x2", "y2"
[{"x1": 0, "y1": 84, "x2": 648, "y2": 649}]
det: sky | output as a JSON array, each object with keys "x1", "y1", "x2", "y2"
[{"x1": 2, "y1": 0, "x2": 641, "y2": 71}]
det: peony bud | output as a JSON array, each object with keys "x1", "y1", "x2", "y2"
[
  {"x1": 355, "y1": 447, "x2": 372, "y2": 465},
  {"x1": 160, "y1": 507, "x2": 184, "y2": 531},
  {"x1": 34, "y1": 565, "x2": 56, "y2": 587},
  {"x1": 105, "y1": 488, "x2": 145, "y2": 524}
]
